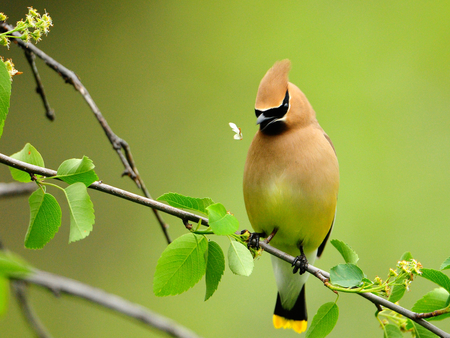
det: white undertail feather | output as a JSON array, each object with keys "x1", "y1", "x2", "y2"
[{"x1": 271, "y1": 249, "x2": 317, "y2": 310}]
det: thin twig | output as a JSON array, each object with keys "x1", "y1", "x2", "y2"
[
  {"x1": 18, "y1": 270, "x2": 201, "y2": 338},
  {"x1": 11, "y1": 281, "x2": 54, "y2": 338},
  {"x1": 23, "y1": 49, "x2": 55, "y2": 121},
  {"x1": 0, "y1": 153, "x2": 449, "y2": 337},
  {"x1": 0, "y1": 153, "x2": 208, "y2": 226},
  {"x1": 0, "y1": 21, "x2": 171, "y2": 244},
  {"x1": 0, "y1": 237, "x2": 53, "y2": 338},
  {"x1": 0, "y1": 182, "x2": 35, "y2": 198}
]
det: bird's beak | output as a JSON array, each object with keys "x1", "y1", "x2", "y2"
[
  {"x1": 256, "y1": 113, "x2": 270, "y2": 125},
  {"x1": 256, "y1": 113, "x2": 279, "y2": 131}
]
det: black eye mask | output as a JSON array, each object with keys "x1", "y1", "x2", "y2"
[{"x1": 254, "y1": 90, "x2": 290, "y2": 119}]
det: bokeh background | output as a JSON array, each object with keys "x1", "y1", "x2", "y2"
[{"x1": 1, "y1": 1, "x2": 450, "y2": 337}]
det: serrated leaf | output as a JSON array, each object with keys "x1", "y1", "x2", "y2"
[
  {"x1": 0, "y1": 60, "x2": 11, "y2": 140},
  {"x1": 0, "y1": 277, "x2": 8, "y2": 318},
  {"x1": 406, "y1": 319, "x2": 439, "y2": 338},
  {"x1": 206, "y1": 203, "x2": 239, "y2": 235},
  {"x1": 383, "y1": 324, "x2": 403, "y2": 338},
  {"x1": 157, "y1": 192, "x2": 214, "y2": 215},
  {"x1": 205, "y1": 240, "x2": 225, "y2": 301},
  {"x1": 227, "y1": 241, "x2": 253, "y2": 276},
  {"x1": 388, "y1": 280, "x2": 407, "y2": 304},
  {"x1": 330, "y1": 263, "x2": 364, "y2": 288},
  {"x1": 412, "y1": 288, "x2": 450, "y2": 321},
  {"x1": 389, "y1": 252, "x2": 414, "y2": 303},
  {"x1": 0, "y1": 251, "x2": 31, "y2": 277},
  {"x1": 399, "y1": 252, "x2": 413, "y2": 262},
  {"x1": 440, "y1": 257, "x2": 450, "y2": 271},
  {"x1": 330, "y1": 239, "x2": 359, "y2": 264},
  {"x1": 421, "y1": 269, "x2": 450, "y2": 294},
  {"x1": 64, "y1": 182, "x2": 95, "y2": 243},
  {"x1": 9, "y1": 143, "x2": 44, "y2": 183},
  {"x1": 153, "y1": 233, "x2": 208, "y2": 296},
  {"x1": 25, "y1": 189, "x2": 62, "y2": 249},
  {"x1": 305, "y1": 302, "x2": 339, "y2": 338},
  {"x1": 56, "y1": 156, "x2": 98, "y2": 186}
]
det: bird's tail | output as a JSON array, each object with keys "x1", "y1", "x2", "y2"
[{"x1": 273, "y1": 285, "x2": 307, "y2": 333}]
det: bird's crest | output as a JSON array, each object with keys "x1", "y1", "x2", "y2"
[{"x1": 255, "y1": 59, "x2": 291, "y2": 110}]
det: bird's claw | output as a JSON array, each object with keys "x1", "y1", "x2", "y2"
[{"x1": 292, "y1": 255, "x2": 308, "y2": 275}]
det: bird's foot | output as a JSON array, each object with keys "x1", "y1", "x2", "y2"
[
  {"x1": 242, "y1": 231, "x2": 265, "y2": 249},
  {"x1": 292, "y1": 254, "x2": 308, "y2": 275}
]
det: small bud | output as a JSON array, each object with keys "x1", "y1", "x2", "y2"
[
  {"x1": 0, "y1": 36, "x2": 10, "y2": 48},
  {"x1": 3, "y1": 59, "x2": 21, "y2": 81},
  {"x1": 19, "y1": 31, "x2": 31, "y2": 43},
  {"x1": 41, "y1": 12, "x2": 53, "y2": 34},
  {"x1": 16, "y1": 20, "x2": 27, "y2": 30},
  {"x1": 31, "y1": 29, "x2": 42, "y2": 42},
  {"x1": 0, "y1": 12, "x2": 7, "y2": 21},
  {"x1": 374, "y1": 276, "x2": 383, "y2": 285},
  {"x1": 28, "y1": 7, "x2": 39, "y2": 18},
  {"x1": 389, "y1": 268, "x2": 398, "y2": 277},
  {"x1": 25, "y1": 15, "x2": 36, "y2": 28}
]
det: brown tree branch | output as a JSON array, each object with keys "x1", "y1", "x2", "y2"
[
  {"x1": 23, "y1": 49, "x2": 55, "y2": 121},
  {"x1": 14, "y1": 270, "x2": 201, "y2": 338},
  {"x1": 0, "y1": 182, "x2": 35, "y2": 198},
  {"x1": 11, "y1": 280, "x2": 54, "y2": 338},
  {"x1": 0, "y1": 21, "x2": 171, "y2": 244}
]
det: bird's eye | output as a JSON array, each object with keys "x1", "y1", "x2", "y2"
[{"x1": 266, "y1": 90, "x2": 290, "y2": 118}]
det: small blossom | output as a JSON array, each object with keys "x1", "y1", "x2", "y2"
[
  {"x1": 31, "y1": 29, "x2": 42, "y2": 42},
  {"x1": 0, "y1": 13, "x2": 7, "y2": 21},
  {"x1": 28, "y1": 7, "x2": 39, "y2": 18},
  {"x1": 229, "y1": 122, "x2": 243, "y2": 140},
  {"x1": 19, "y1": 31, "x2": 31, "y2": 43},
  {"x1": 389, "y1": 268, "x2": 398, "y2": 277},
  {"x1": 0, "y1": 35, "x2": 10, "y2": 48},
  {"x1": 2, "y1": 58, "x2": 21, "y2": 81}
]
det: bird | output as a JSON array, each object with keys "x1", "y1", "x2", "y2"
[{"x1": 243, "y1": 59, "x2": 339, "y2": 334}]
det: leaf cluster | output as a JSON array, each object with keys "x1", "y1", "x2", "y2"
[
  {"x1": 154, "y1": 192, "x2": 254, "y2": 300},
  {"x1": 9, "y1": 143, "x2": 98, "y2": 249}
]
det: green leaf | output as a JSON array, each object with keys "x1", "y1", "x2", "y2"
[
  {"x1": 0, "y1": 277, "x2": 9, "y2": 318},
  {"x1": 153, "y1": 233, "x2": 208, "y2": 296},
  {"x1": 64, "y1": 182, "x2": 95, "y2": 243},
  {"x1": 9, "y1": 143, "x2": 45, "y2": 182},
  {"x1": 329, "y1": 263, "x2": 364, "y2": 288},
  {"x1": 0, "y1": 60, "x2": 11, "y2": 140},
  {"x1": 206, "y1": 203, "x2": 239, "y2": 235},
  {"x1": 305, "y1": 302, "x2": 339, "y2": 338},
  {"x1": 388, "y1": 252, "x2": 414, "y2": 303},
  {"x1": 56, "y1": 156, "x2": 99, "y2": 186},
  {"x1": 406, "y1": 319, "x2": 438, "y2": 338},
  {"x1": 205, "y1": 240, "x2": 225, "y2": 301},
  {"x1": 157, "y1": 192, "x2": 214, "y2": 215},
  {"x1": 25, "y1": 189, "x2": 62, "y2": 249},
  {"x1": 330, "y1": 239, "x2": 359, "y2": 264},
  {"x1": 421, "y1": 269, "x2": 450, "y2": 294},
  {"x1": 412, "y1": 288, "x2": 450, "y2": 321},
  {"x1": 227, "y1": 241, "x2": 253, "y2": 276},
  {"x1": 399, "y1": 252, "x2": 413, "y2": 261},
  {"x1": 440, "y1": 256, "x2": 450, "y2": 271},
  {"x1": 0, "y1": 251, "x2": 32, "y2": 277},
  {"x1": 388, "y1": 280, "x2": 407, "y2": 303},
  {"x1": 383, "y1": 324, "x2": 403, "y2": 338}
]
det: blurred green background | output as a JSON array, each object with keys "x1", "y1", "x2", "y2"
[{"x1": 1, "y1": 1, "x2": 450, "y2": 337}]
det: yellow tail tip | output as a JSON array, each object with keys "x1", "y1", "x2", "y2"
[{"x1": 273, "y1": 314, "x2": 307, "y2": 334}]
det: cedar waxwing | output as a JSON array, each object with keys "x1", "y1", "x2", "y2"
[{"x1": 243, "y1": 60, "x2": 339, "y2": 333}]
